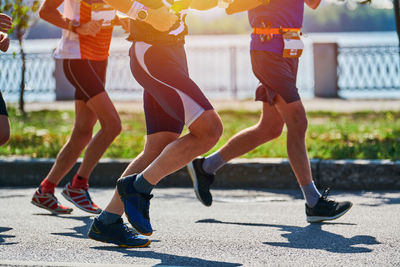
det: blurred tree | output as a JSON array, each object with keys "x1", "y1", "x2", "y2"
[{"x1": 0, "y1": 0, "x2": 40, "y2": 113}]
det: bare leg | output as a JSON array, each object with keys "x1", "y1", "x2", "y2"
[
  {"x1": 141, "y1": 110, "x2": 223, "y2": 185},
  {"x1": 274, "y1": 95, "x2": 312, "y2": 186},
  {"x1": 104, "y1": 132, "x2": 179, "y2": 216},
  {"x1": 0, "y1": 115, "x2": 10, "y2": 146},
  {"x1": 218, "y1": 102, "x2": 284, "y2": 162},
  {"x1": 45, "y1": 100, "x2": 97, "y2": 184},
  {"x1": 77, "y1": 92, "x2": 121, "y2": 178}
]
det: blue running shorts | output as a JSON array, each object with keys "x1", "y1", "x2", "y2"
[{"x1": 130, "y1": 42, "x2": 214, "y2": 135}]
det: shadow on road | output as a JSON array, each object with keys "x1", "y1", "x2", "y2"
[
  {"x1": 91, "y1": 246, "x2": 241, "y2": 267},
  {"x1": 358, "y1": 192, "x2": 400, "y2": 207},
  {"x1": 0, "y1": 194, "x2": 27, "y2": 199},
  {"x1": 0, "y1": 227, "x2": 18, "y2": 245},
  {"x1": 51, "y1": 215, "x2": 93, "y2": 239},
  {"x1": 33, "y1": 213, "x2": 93, "y2": 239},
  {"x1": 197, "y1": 219, "x2": 380, "y2": 254}
]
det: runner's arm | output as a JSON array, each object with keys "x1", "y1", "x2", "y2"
[
  {"x1": 38, "y1": 0, "x2": 73, "y2": 31},
  {"x1": 39, "y1": 0, "x2": 103, "y2": 36},
  {"x1": 103, "y1": 0, "x2": 177, "y2": 32},
  {"x1": 190, "y1": 0, "x2": 218, "y2": 10},
  {"x1": 305, "y1": 0, "x2": 321, "y2": 9},
  {"x1": 103, "y1": 0, "x2": 163, "y2": 12},
  {"x1": 225, "y1": 0, "x2": 265, "y2": 15}
]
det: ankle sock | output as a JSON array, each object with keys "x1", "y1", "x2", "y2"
[
  {"x1": 202, "y1": 152, "x2": 226, "y2": 175},
  {"x1": 133, "y1": 173, "x2": 154, "y2": 195},
  {"x1": 97, "y1": 211, "x2": 121, "y2": 225},
  {"x1": 71, "y1": 174, "x2": 89, "y2": 190},
  {"x1": 40, "y1": 179, "x2": 56, "y2": 194},
  {"x1": 301, "y1": 181, "x2": 322, "y2": 208}
]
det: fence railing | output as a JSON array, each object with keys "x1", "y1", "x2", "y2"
[
  {"x1": 338, "y1": 45, "x2": 400, "y2": 92},
  {"x1": 1, "y1": 42, "x2": 400, "y2": 102}
]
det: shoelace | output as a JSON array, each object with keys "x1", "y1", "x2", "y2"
[
  {"x1": 321, "y1": 188, "x2": 331, "y2": 199},
  {"x1": 84, "y1": 190, "x2": 94, "y2": 205},
  {"x1": 321, "y1": 188, "x2": 336, "y2": 204},
  {"x1": 121, "y1": 223, "x2": 138, "y2": 238},
  {"x1": 50, "y1": 194, "x2": 62, "y2": 205}
]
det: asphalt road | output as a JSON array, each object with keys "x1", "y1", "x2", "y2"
[{"x1": 0, "y1": 188, "x2": 399, "y2": 266}]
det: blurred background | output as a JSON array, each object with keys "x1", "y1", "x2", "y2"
[
  {"x1": 1, "y1": 0, "x2": 400, "y2": 104},
  {"x1": 1, "y1": 0, "x2": 399, "y2": 161}
]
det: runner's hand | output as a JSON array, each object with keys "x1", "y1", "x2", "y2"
[
  {"x1": 0, "y1": 32, "x2": 10, "y2": 52},
  {"x1": 0, "y1": 13, "x2": 12, "y2": 33},
  {"x1": 118, "y1": 16, "x2": 130, "y2": 33},
  {"x1": 145, "y1": 6, "x2": 178, "y2": 32},
  {"x1": 76, "y1": 20, "x2": 104, "y2": 37}
]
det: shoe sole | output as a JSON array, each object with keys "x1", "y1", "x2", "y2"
[
  {"x1": 88, "y1": 233, "x2": 151, "y2": 248},
  {"x1": 116, "y1": 178, "x2": 152, "y2": 237},
  {"x1": 61, "y1": 191, "x2": 102, "y2": 215},
  {"x1": 31, "y1": 200, "x2": 73, "y2": 215},
  {"x1": 187, "y1": 161, "x2": 210, "y2": 207},
  {"x1": 307, "y1": 203, "x2": 353, "y2": 223}
]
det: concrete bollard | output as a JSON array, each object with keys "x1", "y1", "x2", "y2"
[{"x1": 313, "y1": 43, "x2": 339, "y2": 98}]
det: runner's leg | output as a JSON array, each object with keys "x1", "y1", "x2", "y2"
[
  {"x1": 142, "y1": 110, "x2": 222, "y2": 185},
  {"x1": 104, "y1": 132, "x2": 179, "y2": 215},
  {"x1": 217, "y1": 101, "x2": 284, "y2": 163},
  {"x1": 0, "y1": 92, "x2": 9, "y2": 146},
  {"x1": 44, "y1": 100, "x2": 97, "y2": 185},
  {"x1": 77, "y1": 92, "x2": 121, "y2": 178},
  {"x1": 0, "y1": 115, "x2": 9, "y2": 146},
  {"x1": 273, "y1": 95, "x2": 311, "y2": 186}
]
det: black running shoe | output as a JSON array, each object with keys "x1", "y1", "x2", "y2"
[
  {"x1": 306, "y1": 189, "x2": 353, "y2": 223},
  {"x1": 187, "y1": 158, "x2": 215, "y2": 207},
  {"x1": 117, "y1": 174, "x2": 153, "y2": 236},
  {"x1": 88, "y1": 217, "x2": 150, "y2": 248}
]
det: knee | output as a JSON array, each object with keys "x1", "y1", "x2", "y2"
[
  {"x1": 287, "y1": 114, "x2": 308, "y2": 137},
  {"x1": 201, "y1": 116, "x2": 223, "y2": 150},
  {"x1": 70, "y1": 127, "x2": 93, "y2": 148},
  {"x1": 102, "y1": 118, "x2": 122, "y2": 139}
]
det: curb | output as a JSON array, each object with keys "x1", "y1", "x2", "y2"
[{"x1": 1, "y1": 158, "x2": 399, "y2": 190}]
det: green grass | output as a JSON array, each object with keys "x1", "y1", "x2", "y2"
[{"x1": 1, "y1": 107, "x2": 399, "y2": 160}]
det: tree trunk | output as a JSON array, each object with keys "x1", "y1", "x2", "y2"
[{"x1": 18, "y1": 31, "x2": 25, "y2": 114}]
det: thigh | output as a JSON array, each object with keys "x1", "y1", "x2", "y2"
[
  {"x1": 130, "y1": 42, "x2": 213, "y2": 127},
  {"x1": 0, "y1": 115, "x2": 10, "y2": 142},
  {"x1": 144, "y1": 91, "x2": 184, "y2": 135},
  {"x1": 259, "y1": 101, "x2": 284, "y2": 127},
  {"x1": 0, "y1": 92, "x2": 8, "y2": 116},
  {"x1": 144, "y1": 131, "x2": 180, "y2": 156},
  {"x1": 273, "y1": 94, "x2": 307, "y2": 128},
  {"x1": 63, "y1": 59, "x2": 108, "y2": 103},
  {"x1": 251, "y1": 50, "x2": 300, "y2": 105}
]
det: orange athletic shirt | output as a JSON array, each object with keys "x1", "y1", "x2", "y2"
[{"x1": 54, "y1": 0, "x2": 115, "y2": 61}]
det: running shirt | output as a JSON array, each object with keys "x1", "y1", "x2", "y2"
[
  {"x1": 54, "y1": 0, "x2": 116, "y2": 60},
  {"x1": 248, "y1": 0, "x2": 304, "y2": 55},
  {"x1": 128, "y1": 0, "x2": 188, "y2": 43}
]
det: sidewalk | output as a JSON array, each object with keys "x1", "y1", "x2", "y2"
[{"x1": 21, "y1": 98, "x2": 400, "y2": 113}]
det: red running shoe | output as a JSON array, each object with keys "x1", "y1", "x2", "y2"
[
  {"x1": 61, "y1": 183, "x2": 102, "y2": 214},
  {"x1": 31, "y1": 189, "x2": 73, "y2": 214}
]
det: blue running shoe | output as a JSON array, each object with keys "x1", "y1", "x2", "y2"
[
  {"x1": 117, "y1": 174, "x2": 153, "y2": 236},
  {"x1": 88, "y1": 217, "x2": 150, "y2": 248}
]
